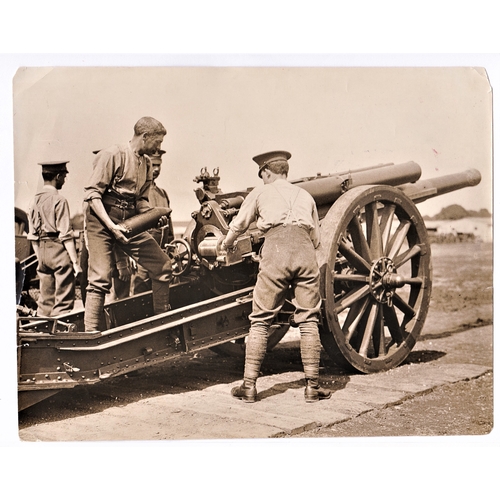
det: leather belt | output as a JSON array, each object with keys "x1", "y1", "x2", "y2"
[
  {"x1": 102, "y1": 192, "x2": 136, "y2": 210},
  {"x1": 39, "y1": 231, "x2": 59, "y2": 239}
]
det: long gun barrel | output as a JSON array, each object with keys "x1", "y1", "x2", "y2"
[
  {"x1": 293, "y1": 163, "x2": 481, "y2": 214},
  {"x1": 190, "y1": 161, "x2": 482, "y2": 253},
  {"x1": 293, "y1": 161, "x2": 422, "y2": 217},
  {"x1": 397, "y1": 168, "x2": 482, "y2": 203},
  {"x1": 188, "y1": 160, "x2": 483, "y2": 266},
  {"x1": 204, "y1": 161, "x2": 481, "y2": 217}
]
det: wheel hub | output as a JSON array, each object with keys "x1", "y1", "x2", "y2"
[{"x1": 369, "y1": 257, "x2": 404, "y2": 305}]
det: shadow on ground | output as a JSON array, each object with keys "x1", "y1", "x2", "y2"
[
  {"x1": 18, "y1": 342, "x2": 446, "y2": 429},
  {"x1": 402, "y1": 350, "x2": 446, "y2": 365}
]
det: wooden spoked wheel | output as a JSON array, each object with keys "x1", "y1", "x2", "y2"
[{"x1": 317, "y1": 185, "x2": 432, "y2": 373}]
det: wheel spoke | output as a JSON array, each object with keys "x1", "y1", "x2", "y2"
[
  {"x1": 392, "y1": 292, "x2": 416, "y2": 317},
  {"x1": 343, "y1": 297, "x2": 370, "y2": 342},
  {"x1": 383, "y1": 303, "x2": 405, "y2": 345},
  {"x1": 334, "y1": 273, "x2": 369, "y2": 284},
  {"x1": 402, "y1": 277, "x2": 423, "y2": 286},
  {"x1": 393, "y1": 244, "x2": 421, "y2": 267},
  {"x1": 373, "y1": 305, "x2": 386, "y2": 357},
  {"x1": 338, "y1": 240, "x2": 371, "y2": 273},
  {"x1": 379, "y1": 203, "x2": 396, "y2": 252},
  {"x1": 334, "y1": 284, "x2": 370, "y2": 314},
  {"x1": 348, "y1": 216, "x2": 372, "y2": 262},
  {"x1": 365, "y1": 202, "x2": 383, "y2": 260},
  {"x1": 359, "y1": 302, "x2": 379, "y2": 357},
  {"x1": 386, "y1": 220, "x2": 411, "y2": 260}
]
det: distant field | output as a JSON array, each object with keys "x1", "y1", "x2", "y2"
[
  {"x1": 424, "y1": 241, "x2": 493, "y2": 336},
  {"x1": 425, "y1": 217, "x2": 492, "y2": 243}
]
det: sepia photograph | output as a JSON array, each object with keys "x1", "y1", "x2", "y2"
[{"x1": 10, "y1": 64, "x2": 493, "y2": 443}]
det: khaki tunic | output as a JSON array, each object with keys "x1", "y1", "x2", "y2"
[
  {"x1": 229, "y1": 179, "x2": 321, "y2": 325},
  {"x1": 27, "y1": 185, "x2": 75, "y2": 316}
]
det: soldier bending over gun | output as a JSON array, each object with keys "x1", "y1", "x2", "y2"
[{"x1": 222, "y1": 151, "x2": 331, "y2": 403}]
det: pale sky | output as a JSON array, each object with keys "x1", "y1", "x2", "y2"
[{"x1": 12, "y1": 65, "x2": 492, "y2": 222}]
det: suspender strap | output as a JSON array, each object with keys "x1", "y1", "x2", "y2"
[{"x1": 273, "y1": 184, "x2": 301, "y2": 227}]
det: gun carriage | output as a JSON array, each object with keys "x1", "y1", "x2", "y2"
[{"x1": 16, "y1": 161, "x2": 481, "y2": 410}]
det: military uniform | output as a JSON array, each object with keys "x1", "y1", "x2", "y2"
[
  {"x1": 130, "y1": 149, "x2": 174, "y2": 295},
  {"x1": 224, "y1": 151, "x2": 330, "y2": 403},
  {"x1": 27, "y1": 162, "x2": 76, "y2": 316},
  {"x1": 78, "y1": 149, "x2": 134, "y2": 304},
  {"x1": 147, "y1": 150, "x2": 174, "y2": 247},
  {"x1": 83, "y1": 141, "x2": 172, "y2": 331}
]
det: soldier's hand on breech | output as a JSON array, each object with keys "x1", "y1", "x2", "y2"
[
  {"x1": 220, "y1": 237, "x2": 237, "y2": 254},
  {"x1": 156, "y1": 215, "x2": 169, "y2": 229}
]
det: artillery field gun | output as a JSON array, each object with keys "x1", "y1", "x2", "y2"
[{"x1": 16, "y1": 161, "x2": 481, "y2": 411}]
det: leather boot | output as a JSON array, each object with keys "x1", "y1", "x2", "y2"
[
  {"x1": 304, "y1": 379, "x2": 332, "y2": 403},
  {"x1": 152, "y1": 280, "x2": 171, "y2": 314},
  {"x1": 84, "y1": 292, "x2": 105, "y2": 332},
  {"x1": 230, "y1": 323, "x2": 268, "y2": 403},
  {"x1": 231, "y1": 382, "x2": 257, "y2": 403}
]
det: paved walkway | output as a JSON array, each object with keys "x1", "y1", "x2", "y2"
[{"x1": 19, "y1": 325, "x2": 492, "y2": 441}]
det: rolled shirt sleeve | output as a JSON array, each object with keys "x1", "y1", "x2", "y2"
[
  {"x1": 83, "y1": 149, "x2": 118, "y2": 202},
  {"x1": 55, "y1": 197, "x2": 74, "y2": 242},
  {"x1": 228, "y1": 187, "x2": 260, "y2": 236},
  {"x1": 84, "y1": 144, "x2": 152, "y2": 213}
]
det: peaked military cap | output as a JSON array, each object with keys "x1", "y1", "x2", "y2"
[
  {"x1": 252, "y1": 150, "x2": 291, "y2": 178},
  {"x1": 38, "y1": 161, "x2": 69, "y2": 174},
  {"x1": 151, "y1": 149, "x2": 166, "y2": 159}
]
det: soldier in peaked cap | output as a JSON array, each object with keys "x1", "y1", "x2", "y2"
[
  {"x1": 149, "y1": 149, "x2": 174, "y2": 246},
  {"x1": 27, "y1": 161, "x2": 82, "y2": 316},
  {"x1": 254, "y1": 150, "x2": 291, "y2": 178},
  {"x1": 222, "y1": 151, "x2": 331, "y2": 403},
  {"x1": 40, "y1": 161, "x2": 69, "y2": 174}
]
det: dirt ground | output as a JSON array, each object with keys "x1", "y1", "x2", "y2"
[
  {"x1": 294, "y1": 241, "x2": 494, "y2": 438},
  {"x1": 423, "y1": 242, "x2": 493, "y2": 336},
  {"x1": 294, "y1": 373, "x2": 493, "y2": 438},
  {"x1": 17, "y1": 242, "x2": 494, "y2": 438}
]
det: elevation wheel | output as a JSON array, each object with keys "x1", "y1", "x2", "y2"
[{"x1": 166, "y1": 239, "x2": 192, "y2": 276}]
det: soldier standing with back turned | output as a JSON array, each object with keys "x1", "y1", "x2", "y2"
[
  {"x1": 222, "y1": 151, "x2": 331, "y2": 403},
  {"x1": 27, "y1": 161, "x2": 82, "y2": 316}
]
